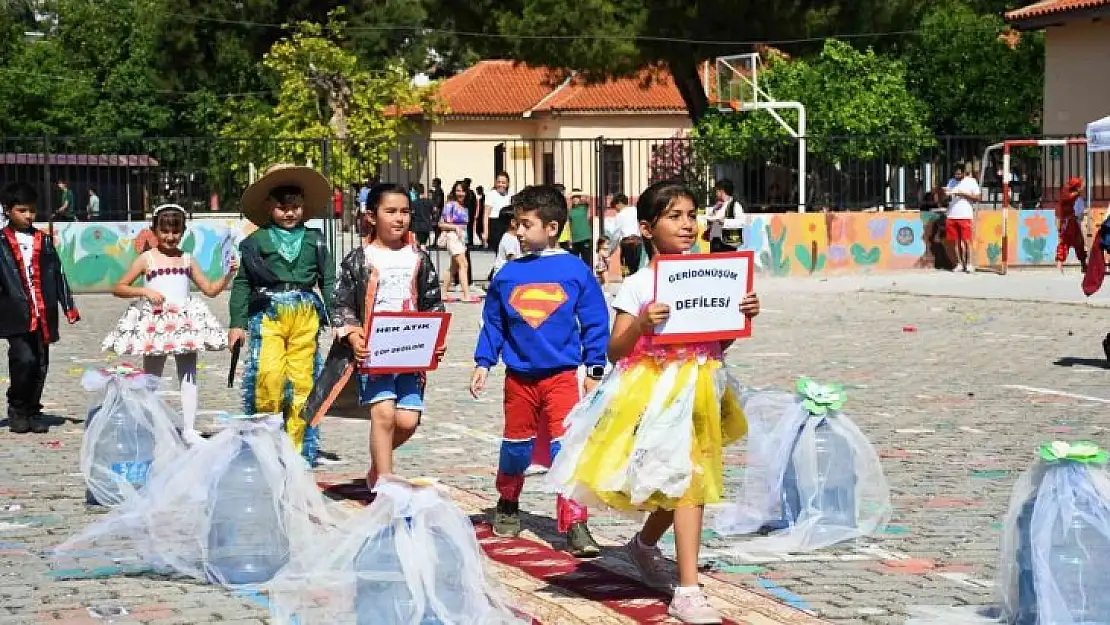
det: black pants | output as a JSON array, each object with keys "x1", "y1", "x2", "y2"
[
  {"x1": 414, "y1": 230, "x2": 431, "y2": 247},
  {"x1": 571, "y1": 240, "x2": 592, "y2": 266},
  {"x1": 488, "y1": 214, "x2": 511, "y2": 252},
  {"x1": 620, "y1": 237, "x2": 643, "y2": 275},
  {"x1": 710, "y1": 238, "x2": 736, "y2": 253},
  {"x1": 6, "y1": 331, "x2": 49, "y2": 418}
]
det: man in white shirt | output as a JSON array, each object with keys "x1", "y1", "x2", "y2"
[
  {"x1": 484, "y1": 171, "x2": 513, "y2": 252},
  {"x1": 611, "y1": 193, "x2": 642, "y2": 276},
  {"x1": 944, "y1": 164, "x2": 981, "y2": 273}
]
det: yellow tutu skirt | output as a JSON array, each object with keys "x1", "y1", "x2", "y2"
[{"x1": 549, "y1": 357, "x2": 747, "y2": 513}]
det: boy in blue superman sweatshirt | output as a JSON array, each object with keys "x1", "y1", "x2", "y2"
[{"x1": 470, "y1": 185, "x2": 609, "y2": 557}]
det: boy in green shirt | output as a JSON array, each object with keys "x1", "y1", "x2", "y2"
[
  {"x1": 228, "y1": 164, "x2": 335, "y2": 464},
  {"x1": 568, "y1": 188, "x2": 593, "y2": 264}
]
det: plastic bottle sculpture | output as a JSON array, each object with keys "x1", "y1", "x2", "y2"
[
  {"x1": 1005, "y1": 441, "x2": 1110, "y2": 625},
  {"x1": 81, "y1": 364, "x2": 181, "y2": 507},
  {"x1": 771, "y1": 379, "x2": 857, "y2": 533},
  {"x1": 207, "y1": 440, "x2": 290, "y2": 585}
]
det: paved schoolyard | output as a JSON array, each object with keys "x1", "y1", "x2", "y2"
[{"x1": 2, "y1": 267, "x2": 1109, "y2": 624}]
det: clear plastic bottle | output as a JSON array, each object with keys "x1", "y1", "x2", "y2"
[
  {"x1": 1014, "y1": 497, "x2": 1038, "y2": 625},
  {"x1": 767, "y1": 428, "x2": 804, "y2": 532},
  {"x1": 355, "y1": 525, "x2": 419, "y2": 624},
  {"x1": 87, "y1": 390, "x2": 156, "y2": 506},
  {"x1": 813, "y1": 419, "x2": 857, "y2": 529},
  {"x1": 1046, "y1": 467, "x2": 1110, "y2": 625},
  {"x1": 420, "y1": 526, "x2": 466, "y2": 624},
  {"x1": 206, "y1": 440, "x2": 289, "y2": 585}
]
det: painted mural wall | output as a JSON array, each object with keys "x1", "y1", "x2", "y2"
[
  {"x1": 604, "y1": 208, "x2": 1105, "y2": 279},
  {"x1": 34, "y1": 208, "x2": 1109, "y2": 292},
  {"x1": 39, "y1": 219, "x2": 254, "y2": 292}
]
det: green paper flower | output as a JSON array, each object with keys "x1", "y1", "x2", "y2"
[
  {"x1": 1038, "y1": 441, "x2": 1109, "y2": 465},
  {"x1": 100, "y1": 363, "x2": 143, "y2": 377},
  {"x1": 796, "y1": 377, "x2": 846, "y2": 416}
]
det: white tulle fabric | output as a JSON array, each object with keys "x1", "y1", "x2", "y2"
[
  {"x1": 267, "y1": 477, "x2": 527, "y2": 625},
  {"x1": 79, "y1": 369, "x2": 185, "y2": 507},
  {"x1": 713, "y1": 390, "x2": 890, "y2": 552},
  {"x1": 56, "y1": 415, "x2": 345, "y2": 587}
]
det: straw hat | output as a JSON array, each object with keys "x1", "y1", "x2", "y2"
[{"x1": 240, "y1": 164, "x2": 331, "y2": 226}]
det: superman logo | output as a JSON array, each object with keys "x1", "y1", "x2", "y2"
[{"x1": 509, "y1": 283, "x2": 568, "y2": 329}]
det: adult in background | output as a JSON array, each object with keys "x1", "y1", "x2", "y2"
[
  {"x1": 55, "y1": 180, "x2": 75, "y2": 222},
  {"x1": 484, "y1": 171, "x2": 513, "y2": 252},
  {"x1": 943, "y1": 163, "x2": 981, "y2": 273},
  {"x1": 86, "y1": 188, "x2": 101, "y2": 221},
  {"x1": 411, "y1": 183, "x2": 434, "y2": 247},
  {"x1": 612, "y1": 193, "x2": 642, "y2": 276},
  {"x1": 430, "y1": 177, "x2": 445, "y2": 215},
  {"x1": 706, "y1": 178, "x2": 744, "y2": 253}
]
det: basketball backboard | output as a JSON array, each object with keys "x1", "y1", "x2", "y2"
[{"x1": 715, "y1": 53, "x2": 760, "y2": 111}]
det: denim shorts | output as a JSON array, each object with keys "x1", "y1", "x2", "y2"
[{"x1": 357, "y1": 372, "x2": 425, "y2": 412}]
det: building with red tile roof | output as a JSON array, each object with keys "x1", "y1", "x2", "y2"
[
  {"x1": 394, "y1": 60, "x2": 718, "y2": 203},
  {"x1": 1006, "y1": 0, "x2": 1110, "y2": 136}
]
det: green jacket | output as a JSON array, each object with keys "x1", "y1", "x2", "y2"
[{"x1": 228, "y1": 228, "x2": 335, "y2": 329}]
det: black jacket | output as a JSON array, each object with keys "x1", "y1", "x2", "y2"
[
  {"x1": 303, "y1": 245, "x2": 444, "y2": 425},
  {"x1": 0, "y1": 226, "x2": 79, "y2": 341}
]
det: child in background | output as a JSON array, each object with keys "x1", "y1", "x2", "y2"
[
  {"x1": 594, "y1": 236, "x2": 611, "y2": 287},
  {"x1": 1056, "y1": 176, "x2": 1088, "y2": 273},
  {"x1": 227, "y1": 164, "x2": 335, "y2": 465},
  {"x1": 0, "y1": 182, "x2": 80, "y2": 434},
  {"x1": 549, "y1": 180, "x2": 760, "y2": 624},
  {"x1": 104, "y1": 204, "x2": 236, "y2": 444},
  {"x1": 304, "y1": 184, "x2": 445, "y2": 490},
  {"x1": 470, "y1": 185, "x2": 609, "y2": 557},
  {"x1": 490, "y1": 212, "x2": 520, "y2": 279}
]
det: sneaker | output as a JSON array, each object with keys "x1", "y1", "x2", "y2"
[
  {"x1": 626, "y1": 534, "x2": 673, "y2": 589},
  {"x1": 27, "y1": 414, "x2": 49, "y2": 434},
  {"x1": 524, "y1": 464, "x2": 549, "y2": 477},
  {"x1": 565, "y1": 522, "x2": 601, "y2": 558},
  {"x1": 668, "y1": 588, "x2": 722, "y2": 624},
  {"x1": 492, "y1": 499, "x2": 522, "y2": 537},
  {"x1": 7, "y1": 413, "x2": 31, "y2": 434}
]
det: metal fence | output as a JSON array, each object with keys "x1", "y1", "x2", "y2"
[{"x1": 3, "y1": 134, "x2": 1107, "y2": 225}]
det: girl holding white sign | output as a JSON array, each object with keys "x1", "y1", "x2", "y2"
[
  {"x1": 303, "y1": 184, "x2": 445, "y2": 492},
  {"x1": 548, "y1": 180, "x2": 760, "y2": 625}
]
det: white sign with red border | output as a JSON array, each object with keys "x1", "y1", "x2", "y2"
[{"x1": 651, "y1": 252, "x2": 754, "y2": 344}]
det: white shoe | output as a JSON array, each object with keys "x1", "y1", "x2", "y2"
[{"x1": 524, "y1": 464, "x2": 549, "y2": 476}]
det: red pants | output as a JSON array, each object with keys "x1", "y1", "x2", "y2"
[
  {"x1": 1057, "y1": 217, "x2": 1088, "y2": 265},
  {"x1": 495, "y1": 369, "x2": 587, "y2": 532}
]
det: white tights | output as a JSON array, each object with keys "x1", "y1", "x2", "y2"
[{"x1": 143, "y1": 353, "x2": 198, "y2": 433}]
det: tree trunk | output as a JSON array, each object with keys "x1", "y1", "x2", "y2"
[{"x1": 668, "y1": 58, "x2": 711, "y2": 124}]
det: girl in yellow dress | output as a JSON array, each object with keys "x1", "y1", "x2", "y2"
[{"x1": 548, "y1": 180, "x2": 760, "y2": 624}]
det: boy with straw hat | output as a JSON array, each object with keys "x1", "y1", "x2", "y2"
[{"x1": 227, "y1": 164, "x2": 335, "y2": 465}]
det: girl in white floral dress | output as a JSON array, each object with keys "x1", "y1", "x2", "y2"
[{"x1": 103, "y1": 204, "x2": 237, "y2": 443}]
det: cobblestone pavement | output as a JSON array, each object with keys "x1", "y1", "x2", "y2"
[{"x1": 3, "y1": 270, "x2": 1109, "y2": 624}]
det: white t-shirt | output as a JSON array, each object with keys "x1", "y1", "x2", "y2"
[
  {"x1": 615, "y1": 206, "x2": 640, "y2": 241},
  {"x1": 945, "y1": 176, "x2": 980, "y2": 220},
  {"x1": 612, "y1": 267, "x2": 654, "y2": 316},
  {"x1": 14, "y1": 231, "x2": 39, "y2": 315},
  {"x1": 365, "y1": 245, "x2": 420, "y2": 312},
  {"x1": 486, "y1": 189, "x2": 513, "y2": 220},
  {"x1": 492, "y1": 232, "x2": 521, "y2": 275}
]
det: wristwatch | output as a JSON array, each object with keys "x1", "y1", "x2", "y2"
[{"x1": 586, "y1": 365, "x2": 606, "y2": 380}]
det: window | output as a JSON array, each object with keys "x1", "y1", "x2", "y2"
[
  {"x1": 493, "y1": 143, "x2": 506, "y2": 178},
  {"x1": 542, "y1": 152, "x2": 555, "y2": 185},
  {"x1": 601, "y1": 144, "x2": 624, "y2": 197}
]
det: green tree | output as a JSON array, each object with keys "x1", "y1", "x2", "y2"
[
  {"x1": 694, "y1": 40, "x2": 933, "y2": 164},
  {"x1": 218, "y1": 17, "x2": 437, "y2": 193},
  {"x1": 903, "y1": 2, "x2": 1043, "y2": 135}
]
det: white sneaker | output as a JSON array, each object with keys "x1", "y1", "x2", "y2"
[
  {"x1": 524, "y1": 464, "x2": 549, "y2": 476},
  {"x1": 668, "y1": 587, "x2": 722, "y2": 624}
]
